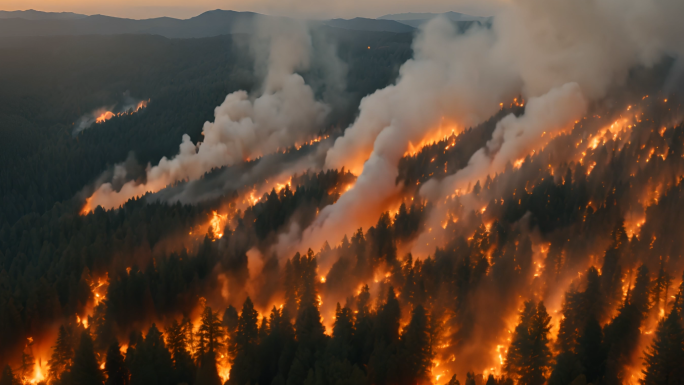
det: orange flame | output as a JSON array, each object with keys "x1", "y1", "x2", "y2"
[
  {"x1": 95, "y1": 111, "x2": 116, "y2": 124},
  {"x1": 211, "y1": 211, "x2": 228, "y2": 239},
  {"x1": 94, "y1": 100, "x2": 149, "y2": 124}
]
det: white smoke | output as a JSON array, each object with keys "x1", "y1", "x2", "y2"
[
  {"x1": 279, "y1": 0, "x2": 684, "y2": 260},
  {"x1": 83, "y1": 19, "x2": 331, "y2": 212},
  {"x1": 421, "y1": 82, "x2": 587, "y2": 201},
  {"x1": 412, "y1": 83, "x2": 587, "y2": 255},
  {"x1": 73, "y1": 91, "x2": 149, "y2": 137}
]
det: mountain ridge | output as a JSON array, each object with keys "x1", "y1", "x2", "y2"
[
  {"x1": 0, "y1": 9, "x2": 417, "y2": 37},
  {"x1": 378, "y1": 11, "x2": 492, "y2": 28},
  {"x1": 0, "y1": 9, "x2": 88, "y2": 20}
]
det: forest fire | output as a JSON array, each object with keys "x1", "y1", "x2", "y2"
[
  {"x1": 95, "y1": 100, "x2": 149, "y2": 124},
  {"x1": 95, "y1": 111, "x2": 116, "y2": 124},
  {"x1": 6, "y1": 0, "x2": 684, "y2": 384},
  {"x1": 210, "y1": 211, "x2": 228, "y2": 238}
]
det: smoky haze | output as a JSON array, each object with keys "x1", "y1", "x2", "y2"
[
  {"x1": 2, "y1": 0, "x2": 500, "y2": 20},
  {"x1": 81, "y1": 16, "x2": 344, "y2": 212},
  {"x1": 23, "y1": 0, "x2": 684, "y2": 382},
  {"x1": 279, "y1": 0, "x2": 684, "y2": 262}
]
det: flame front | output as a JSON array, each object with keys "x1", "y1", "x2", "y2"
[{"x1": 211, "y1": 211, "x2": 228, "y2": 238}]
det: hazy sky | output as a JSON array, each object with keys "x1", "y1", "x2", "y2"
[{"x1": 1, "y1": 0, "x2": 502, "y2": 19}]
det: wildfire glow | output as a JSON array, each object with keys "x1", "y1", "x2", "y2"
[
  {"x1": 95, "y1": 111, "x2": 116, "y2": 123},
  {"x1": 210, "y1": 211, "x2": 228, "y2": 238},
  {"x1": 404, "y1": 118, "x2": 460, "y2": 157},
  {"x1": 95, "y1": 100, "x2": 149, "y2": 124}
]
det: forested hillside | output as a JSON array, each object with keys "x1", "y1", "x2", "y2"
[
  {"x1": 0, "y1": 29, "x2": 412, "y2": 227},
  {"x1": 2, "y1": 4, "x2": 684, "y2": 385}
]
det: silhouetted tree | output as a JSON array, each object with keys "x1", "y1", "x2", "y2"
[
  {"x1": 228, "y1": 297, "x2": 259, "y2": 385},
  {"x1": 641, "y1": 308, "x2": 684, "y2": 385},
  {"x1": 196, "y1": 307, "x2": 224, "y2": 360},
  {"x1": 505, "y1": 301, "x2": 552, "y2": 385},
  {"x1": 71, "y1": 331, "x2": 104, "y2": 385},
  {"x1": 0, "y1": 365, "x2": 18, "y2": 385},
  {"x1": 105, "y1": 341, "x2": 128, "y2": 385},
  {"x1": 395, "y1": 305, "x2": 433, "y2": 385},
  {"x1": 166, "y1": 319, "x2": 196, "y2": 384},
  {"x1": 48, "y1": 325, "x2": 74, "y2": 384}
]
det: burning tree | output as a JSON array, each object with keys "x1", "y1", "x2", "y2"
[
  {"x1": 640, "y1": 308, "x2": 684, "y2": 385},
  {"x1": 504, "y1": 301, "x2": 553, "y2": 385}
]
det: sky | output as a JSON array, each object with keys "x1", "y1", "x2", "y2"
[{"x1": 0, "y1": 0, "x2": 502, "y2": 19}]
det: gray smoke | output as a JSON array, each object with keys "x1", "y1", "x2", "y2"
[
  {"x1": 83, "y1": 18, "x2": 338, "y2": 212},
  {"x1": 279, "y1": 0, "x2": 684, "y2": 261}
]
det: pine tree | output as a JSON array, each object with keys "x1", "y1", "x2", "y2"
[
  {"x1": 576, "y1": 316, "x2": 606, "y2": 384},
  {"x1": 196, "y1": 307, "x2": 224, "y2": 360},
  {"x1": 375, "y1": 287, "x2": 401, "y2": 345},
  {"x1": 127, "y1": 325, "x2": 174, "y2": 385},
  {"x1": 505, "y1": 301, "x2": 552, "y2": 385},
  {"x1": 603, "y1": 292, "x2": 643, "y2": 383},
  {"x1": 104, "y1": 341, "x2": 128, "y2": 385},
  {"x1": 144, "y1": 324, "x2": 174, "y2": 385},
  {"x1": 671, "y1": 271, "x2": 684, "y2": 317},
  {"x1": 368, "y1": 287, "x2": 402, "y2": 385},
  {"x1": 329, "y1": 303, "x2": 355, "y2": 360},
  {"x1": 284, "y1": 256, "x2": 300, "y2": 318},
  {"x1": 48, "y1": 325, "x2": 74, "y2": 383},
  {"x1": 0, "y1": 365, "x2": 18, "y2": 385},
  {"x1": 527, "y1": 302, "x2": 553, "y2": 385},
  {"x1": 181, "y1": 316, "x2": 196, "y2": 355},
  {"x1": 235, "y1": 298, "x2": 259, "y2": 353},
  {"x1": 631, "y1": 265, "x2": 652, "y2": 318},
  {"x1": 354, "y1": 284, "x2": 374, "y2": 365},
  {"x1": 288, "y1": 251, "x2": 328, "y2": 385},
  {"x1": 650, "y1": 260, "x2": 671, "y2": 319},
  {"x1": 256, "y1": 306, "x2": 296, "y2": 385},
  {"x1": 166, "y1": 319, "x2": 196, "y2": 384},
  {"x1": 600, "y1": 221, "x2": 628, "y2": 319},
  {"x1": 556, "y1": 288, "x2": 582, "y2": 354},
  {"x1": 228, "y1": 297, "x2": 260, "y2": 385},
  {"x1": 505, "y1": 301, "x2": 535, "y2": 379},
  {"x1": 294, "y1": 251, "x2": 326, "y2": 351},
  {"x1": 396, "y1": 305, "x2": 433, "y2": 385},
  {"x1": 641, "y1": 308, "x2": 684, "y2": 385},
  {"x1": 194, "y1": 353, "x2": 222, "y2": 385},
  {"x1": 298, "y1": 249, "x2": 319, "y2": 310},
  {"x1": 19, "y1": 338, "x2": 36, "y2": 383},
  {"x1": 71, "y1": 330, "x2": 104, "y2": 385}
]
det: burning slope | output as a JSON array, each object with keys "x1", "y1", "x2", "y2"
[
  {"x1": 10, "y1": 90, "x2": 684, "y2": 385},
  {"x1": 22, "y1": 0, "x2": 684, "y2": 383},
  {"x1": 73, "y1": 99, "x2": 149, "y2": 136},
  {"x1": 94, "y1": 100, "x2": 148, "y2": 124},
  {"x1": 274, "y1": 0, "x2": 684, "y2": 260},
  {"x1": 81, "y1": 20, "x2": 335, "y2": 214}
]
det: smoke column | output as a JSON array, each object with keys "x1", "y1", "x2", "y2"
[
  {"x1": 422, "y1": 83, "x2": 587, "y2": 200},
  {"x1": 278, "y1": 0, "x2": 684, "y2": 261},
  {"x1": 83, "y1": 19, "x2": 330, "y2": 212}
]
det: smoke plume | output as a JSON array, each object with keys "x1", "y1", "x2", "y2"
[
  {"x1": 279, "y1": 0, "x2": 684, "y2": 260},
  {"x1": 83, "y1": 19, "x2": 332, "y2": 212},
  {"x1": 72, "y1": 92, "x2": 148, "y2": 136},
  {"x1": 421, "y1": 83, "x2": 587, "y2": 200}
]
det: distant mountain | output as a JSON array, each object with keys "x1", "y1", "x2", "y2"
[
  {"x1": 324, "y1": 17, "x2": 415, "y2": 33},
  {"x1": 0, "y1": 10, "x2": 416, "y2": 38},
  {"x1": 0, "y1": 9, "x2": 88, "y2": 20},
  {"x1": 0, "y1": 10, "x2": 271, "y2": 38},
  {"x1": 378, "y1": 11, "x2": 491, "y2": 28}
]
